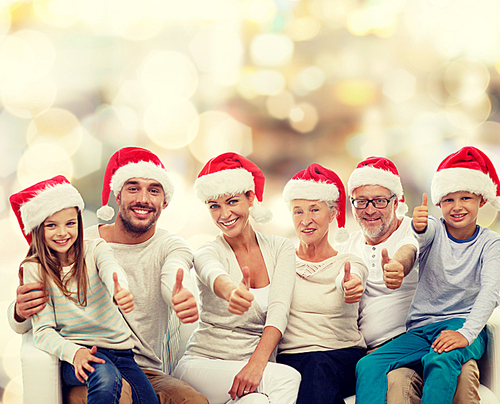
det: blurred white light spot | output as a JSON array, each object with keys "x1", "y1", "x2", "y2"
[
  {"x1": 144, "y1": 98, "x2": 199, "y2": 149},
  {"x1": 285, "y1": 16, "x2": 321, "y2": 41},
  {"x1": 250, "y1": 33, "x2": 294, "y2": 67},
  {"x1": 2, "y1": 376, "x2": 22, "y2": 404},
  {"x1": 188, "y1": 111, "x2": 253, "y2": 163},
  {"x1": 0, "y1": 30, "x2": 55, "y2": 85},
  {"x1": 289, "y1": 107, "x2": 305, "y2": 122},
  {"x1": 444, "y1": 58, "x2": 490, "y2": 101},
  {"x1": 33, "y1": 0, "x2": 79, "y2": 28},
  {"x1": 266, "y1": 91, "x2": 295, "y2": 120},
  {"x1": 290, "y1": 66, "x2": 325, "y2": 95},
  {"x1": 1, "y1": 76, "x2": 57, "y2": 119},
  {"x1": 243, "y1": 0, "x2": 277, "y2": 23},
  {"x1": 139, "y1": 51, "x2": 198, "y2": 100},
  {"x1": 157, "y1": 170, "x2": 188, "y2": 234},
  {"x1": 108, "y1": 0, "x2": 164, "y2": 41},
  {"x1": 382, "y1": 69, "x2": 416, "y2": 103},
  {"x1": 289, "y1": 103, "x2": 319, "y2": 133},
  {"x1": 189, "y1": 24, "x2": 243, "y2": 84},
  {"x1": 27, "y1": 108, "x2": 83, "y2": 156},
  {"x1": 445, "y1": 93, "x2": 491, "y2": 130},
  {"x1": 251, "y1": 69, "x2": 286, "y2": 96},
  {"x1": 72, "y1": 131, "x2": 103, "y2": 180},
  {"x1": 17, "y1": 142, "x2": 73, "y2": 187},
  {"x1": 0, "y1": 7, "x2": 11, "y2": 35}
]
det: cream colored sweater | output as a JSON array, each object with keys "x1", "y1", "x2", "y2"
[{"x1": 279, "y1": 252, "x2": 368, "y2": 354}]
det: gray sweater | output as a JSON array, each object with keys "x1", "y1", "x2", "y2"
[
  {"x1": 185, "y1": 231, "x2": 296, "y2": 361},
  {"x1": 408, "y1": 216, "x2": 500, "y2": 343}
]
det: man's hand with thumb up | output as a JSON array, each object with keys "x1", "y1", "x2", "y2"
[
  {"x1": 172, "y1": 268, "x2": 199, "y2": 323},
  {"x1": 113, "y1": 272, "x2": 134, "y2": 313}
]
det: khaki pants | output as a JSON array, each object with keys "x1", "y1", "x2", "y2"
[
  {"x1": 386, "y1": 359, "x2": 480, "y2": 404},
  {"x1": 65, "y1": 367, "x2": 208, "y2": 404}
]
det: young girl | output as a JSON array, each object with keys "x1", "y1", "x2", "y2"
[{"x1": 10, "y1": 175, "x2": 158, "y2": 404}]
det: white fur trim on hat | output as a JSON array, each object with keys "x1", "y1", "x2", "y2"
[
  {"x1": 348, "y1": 166, "x2": 403, "y2": 200},
  {"x1": 431, "y1": 167, "x2": 500, "y2": 209},
  {"x1": 194, "y1": 168, "x2": 255, "y2": 202},
  {"x1": 283, "y1": 179, "x2": 340, "y2": 205},
  {"x1": 111, "y1": 161, "x2": 174, "y2": 204},
  {"x1": 20, "y1": 183, "x2": 84, "y2": 235}
]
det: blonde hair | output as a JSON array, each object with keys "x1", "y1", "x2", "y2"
[{"x1": 21, "y1": 209, "x2": 89, "y2": 306}]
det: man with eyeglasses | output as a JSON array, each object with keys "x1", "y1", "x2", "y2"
[{"x1": 337, "y1": 156, "x2": 479, "y2": 404}]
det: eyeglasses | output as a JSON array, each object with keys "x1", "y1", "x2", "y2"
[{"x1": 351, "y1": 195, "x2": 396, "y2": 209}]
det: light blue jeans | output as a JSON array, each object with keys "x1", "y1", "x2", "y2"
[
  {"x1": 62, "y1": 347, "x2": 159, "y2": 404},
  {"x1": 355, "y1": 318, "x2": 487, "y2": 404}
]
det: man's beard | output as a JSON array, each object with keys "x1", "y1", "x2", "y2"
[
  {"x1": 118, "y1": 205, "x2": 159, "y2": 236},
  {"x1": 358, "y1": 211, "x2": 395, "y2": 240}
]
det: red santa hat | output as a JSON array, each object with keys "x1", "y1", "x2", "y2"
[
  {"x1": 194, "y1": 152, "x2": 272, "y2": 224},
  {"x1": 9, "y1": 175, "x2": 85, "y2": 244},
  {"x1": 347, "y1": 156, "x2": 408, "y2": 218},
  {"x1": 283, "y1": 163, "x2": 349, "y2": 243},
  {"x1": 431, "y1": 146, "x2": 500, "y2": 209},
  {"x1": 96, "y1": 147, "x2": 174, "y2": 221}
]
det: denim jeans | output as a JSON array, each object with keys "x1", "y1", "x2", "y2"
[{"x1": 62, "y1": 347, "x2": 159, "y2": 404}]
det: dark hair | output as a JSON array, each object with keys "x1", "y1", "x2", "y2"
[{"x1": 20, "y1": 209, "x2": 88, "y2": 306}]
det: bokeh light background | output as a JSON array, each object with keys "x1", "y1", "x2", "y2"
[{"x1": 2, "y1": 0, "x2": 500, "y2": 402}]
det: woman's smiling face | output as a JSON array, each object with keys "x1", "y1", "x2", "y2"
[{"x1": 207, "y1": 192, "x2": 254, "y2": 238}]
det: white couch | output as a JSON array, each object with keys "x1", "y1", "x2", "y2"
[{"x1": 20, "y1": 307, "x2": 500, "y2": 404}]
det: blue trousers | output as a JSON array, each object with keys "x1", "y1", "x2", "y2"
[
  {"x1": 355, "y1": 318, "x2": 487, "y2": 404},
  {"x1": 62, "y1": 347, "x2": 159, "y2": 404},
  {"x1": 277, "y1": 347, "x2": 365, "y2": 404}
]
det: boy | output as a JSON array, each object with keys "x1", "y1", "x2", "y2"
[{"x1": 355, "y1": 146, "x2": 500, "y2": 404}]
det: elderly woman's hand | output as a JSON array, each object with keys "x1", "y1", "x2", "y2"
[
  {"x1": 228, "y1": 266, "x2": 254, "y2": 315},
  {"x1": 343, "y1": 261, "x2": 364, "y2": 304}
]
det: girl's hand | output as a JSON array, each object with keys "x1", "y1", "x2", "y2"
[
  {"x1": 432, "y1": 330, "x2": 469, "y2": 353},
  {"x1": 113, "y1": 273, "x2": 134, "y2": 313},
  {"x1": 228, "y1": 360, "x2": 265, "y2": 399},
  {"x1": 228, "y1": 266, "x2": 254, "y2": 315},
  {"x1": 413, "y1": 193, "x2": 428, "y2": 233},
  {"x1": 343, "y1": 261, "x2": 364, "y2": 304},
  {"x1": 73, "y1": 346, "x2": 105, "y2": 383}
]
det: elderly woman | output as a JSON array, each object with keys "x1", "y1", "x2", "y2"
[
  {"x1": 277, "y1": 163, "x2": 368, "y2": 404},
  {"x1": 174, "y1": 152, "x2": 301, "y2": 404}
]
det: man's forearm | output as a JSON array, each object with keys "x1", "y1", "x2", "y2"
[{"x1": 393, "y1": 244, "x2": 417, "y2": 276}]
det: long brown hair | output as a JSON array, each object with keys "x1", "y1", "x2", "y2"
[{"x1": 21, "y1": 209, "x2": 88, "y2": 306}]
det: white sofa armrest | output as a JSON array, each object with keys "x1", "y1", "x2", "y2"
[
  {"x1": 21, "y1": 329, "x2": 62, "y2": 404},
  {"x1": 478, "y1": 306, "x2": 500, "y2": 401}
]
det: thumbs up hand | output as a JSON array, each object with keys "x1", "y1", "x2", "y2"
[
  {"x1": 113, "y1": 272, "x2": 134, "y2": 313},
  {"x1": 382, "y1": 248, "x2": 404, "y2": 290},
  {"x1": 413, "y1": 193, "x2": 428, "y2": 233},
  {"x1": 343, "y1": 261, "x2": 363, "y2": 304},
  {"x1": 172, "y1": 268, "x2": 199, "y2": 323},
  {"x1": 228, "y1": 266, "x2": 254, "y2": 315}
]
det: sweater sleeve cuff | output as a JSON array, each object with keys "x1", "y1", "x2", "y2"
[{"x1": 8, "y1": 300, "x2": 32, "y2": 334}]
